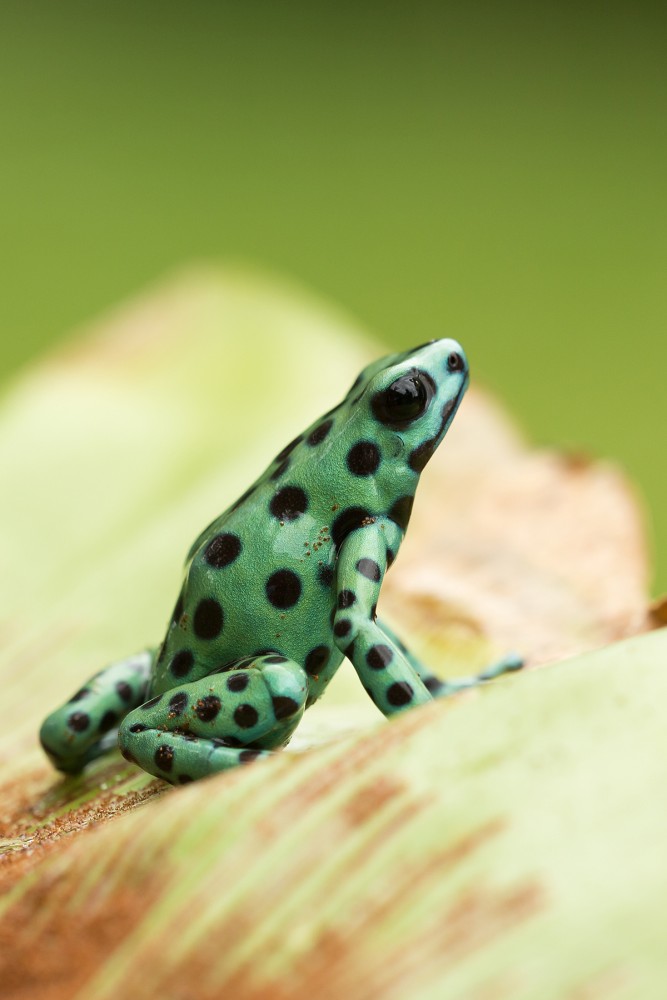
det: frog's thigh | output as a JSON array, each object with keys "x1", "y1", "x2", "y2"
[
  {"x1": 40, "y1": 649, "x2": 155, "y2": 774},
  {"x1": 117, "y1": 655, "x2": 308, "y2": 784}
]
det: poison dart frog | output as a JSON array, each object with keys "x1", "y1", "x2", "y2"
[{"x1": 40, "y1": 340, "x2": 522, "y2": 784}]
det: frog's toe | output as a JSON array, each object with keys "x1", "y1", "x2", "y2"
[
  {"x1": 478, "y1": 653, "x2": 525, "y2": 681},
  {"x1": 118, "y1": 727, "x2": 272, "y2": 784}
]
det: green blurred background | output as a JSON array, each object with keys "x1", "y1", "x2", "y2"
[{"x1": 1, "y1": 1, "x2": 665, "y2": 591}]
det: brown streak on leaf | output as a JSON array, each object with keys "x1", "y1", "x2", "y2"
[
  {"x1": 0, "y1": 874, "x2": 161, "y2": 1000},
  {"x1": 342, "y1": 775, "x2": 405, "y2": 827},
  {"x1": 648, "y1": 596, "x2": 667, "y2": 629}
]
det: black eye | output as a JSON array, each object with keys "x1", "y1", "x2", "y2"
[
  {"x1": 447, "y1": 352, "x2": 464, "y2": 373},
  {"x1": 371, "y1": 373, "x2": 430, "y2": 428}
]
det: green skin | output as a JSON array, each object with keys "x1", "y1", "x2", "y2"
[{"x1": 40, "y1": 339, "x2": 522, "y2": 785}]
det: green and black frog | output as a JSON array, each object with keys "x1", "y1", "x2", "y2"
[{"x1": 40, "y1": 339, "x2": 522, "y2": 784}]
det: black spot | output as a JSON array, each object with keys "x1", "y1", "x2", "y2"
[
  {"x1": 239, "y1": 749, "x2": 262, "y2": 764},
  {"x1": 193, "y1": 598, "x2": 224, "y2": 639},
  {"x1": 99, "y1": 710, "x2": 117, "y2": 733},
  {"x1": 204, "y1": 533, "x2": 242, "y2": 568},
  {"x1": 386, "y1": 548, "x2": 396, "y2": 568},
  {"x1": 356, "y1": 558, "x2": 381, "y2": 582},
  {"x1": 263, "y1": 654, "x2": 288, "y2": 664},
  {"x1": 140, "y1": 695, "x2": 162, "y2": 710},
  {"x1": 234, "y1": 704, "x2": 259, "y2": 728},
  {"x1": 178, "y1": 774, "x2": 194, "y2": 784},
  {"x1": 171, "y1": 588, "x2": 185, "y2": 625},
  {"x1": 370, "y1": 603, "x2": 377, "y2": 620},
  {"x1": 266, "y1": 569, "x2": 302, "y2": 609},
  {"x1": 346, "y1": 441, "x2": 381, "y2": 476},
  {"x1": 254, "y1": 647, "x2": 280, "y2": 657},
  {"x1": 67, "y1": 712, "x2": 90, "y2": 733},
  {"x1": 447, "y1": 351, "x2": 465, "y2": 373},
  {"x1": 387, "y1": 681, "x2": 414, "y2": 706},
  {"x1": 270, "y1": 486, "x2": 308, "y2": 521},
  {"x1": 129, "y1": 722, "x2": 148, "y2": 733},
  {"x1": 272, "y1": 696, "x2": 300, "y2": 719},
  {"x1": 271, "y1": 459, "x2": 290, "y2": 481},
  {"x1": 195, "y1": 694, "x2": 222, "y2": 722},
  {"x1": 337, "y1": 589, "x2": 356, "y2": 609},
  {"x1": 307, "y1": 419, "x2": 333, "y2": 446},
  {"x1": 155, "y1": 744, "x2": 174, "y2": 772},
  {"x1": 424, "y1": 676, "x2": 444, "y2": 695},
  {"x1": 409, "y1": 440, "x2": 436, "y2": 473},
  {"x1": 366, "y1": 644, "x2": 393, "y2": 670},
  {"x1": 169, "y1": 691, "x2": 188, "y2": 716},
  {"x1": 116, "y1": 681, "x2": 133, "y2": 703},
  {"x1": 344, "y1": 640, "x2": 356, "y2": 660},
  {"x1": 334, "y1": 619, "x2": 351, "y2": 637},
  {"x1": 275, "y1": 434, "x2": 303, "y2": 463},
  {"x1": 331, "y1": 506, "x2": 374, "y2": 550},
  {"x1": 305, "y1": 645, "x2": 329, "y2": 676},
  {"x1": 227, "y1": 672, "x2": 249, "y2": 692},
  {"x1": 389, "y1": 495, "x2": 414, "y2": 533},
  {"x1": 170, "y1": 650, "x2": 194, "y2": 678},
  {"x1": 69, "y1": 687, "x2": 90, "y2": 703},
  {"x1": 318, "y1": 564, "x2": 334, "y2": 587}
]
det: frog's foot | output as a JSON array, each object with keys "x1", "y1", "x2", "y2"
[
  {"x1": 39, "y1": 650, "x2": 154, "y2": 774},
  {"x1": 371, "y1": 616, "x2": 523, "y2": 705},
  {"x1": 117, "y1": 654, "x2": 308, "y2": 784},
  {"x1": 425, "y1": 653, "x2": 525, "y2": 699}
]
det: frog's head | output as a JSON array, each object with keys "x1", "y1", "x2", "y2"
[{"x1": 356, "y1": 338, "x2": 469, "y2": 475}]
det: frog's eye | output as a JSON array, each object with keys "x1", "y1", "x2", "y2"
[
  {"x1": 371, "y1": 372, "x2": 431, "y2": 428},
  {"x1": 447, "y1": 352, "x2": 464, "y2": 373}
]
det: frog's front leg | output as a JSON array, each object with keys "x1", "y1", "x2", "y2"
[
  {"x1": 117, "y1": 654, "x2": 307, "y2": 784},
  {"x1": 332, "y1": 522, "x2": 434, "y2": 715},
  {"x1": 332, "y1": 523, "x2": 523, "y2": 716},
  {"x1": 39, "y1": 650, "x2": 154, "y2": 773}
]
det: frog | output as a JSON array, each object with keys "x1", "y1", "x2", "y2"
[{"x1": 39, "y1": 339, "x2": 522, "y2": 785}]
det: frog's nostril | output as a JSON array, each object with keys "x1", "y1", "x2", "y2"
[{"x1": 447, "y1": 352, "x2": 465, "y2": 373}]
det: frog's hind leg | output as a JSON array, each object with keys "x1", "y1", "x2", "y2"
[
  {"x1": 377, "y1": 618, "x2": 523, "y2": 698},
  {"x1": 39, "y1": 649, "x2": 155, "y2": 774},
  {"x1": 117, "y1": 653, "x2": 308, "y2": 784}
]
